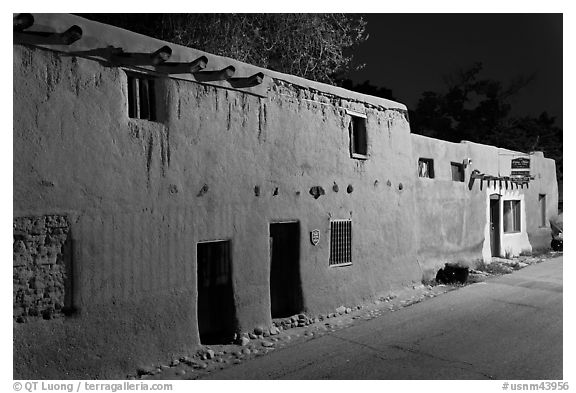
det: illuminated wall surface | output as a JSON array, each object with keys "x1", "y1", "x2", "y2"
[{"x1": 13, "y1": 14, "x2": 558, "y2": 379}]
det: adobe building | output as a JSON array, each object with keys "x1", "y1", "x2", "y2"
[{"x1": 13, "y1": 14, "x2": 559, "y2": 379}]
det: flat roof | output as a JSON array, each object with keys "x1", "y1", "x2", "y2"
[{"x1": 16, "y1": 13, "x2": 407, "y2": 111}]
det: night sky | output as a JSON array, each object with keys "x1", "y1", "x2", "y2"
[{"x1": 347, "y1": 14, "x2": 563, "y2": 127}]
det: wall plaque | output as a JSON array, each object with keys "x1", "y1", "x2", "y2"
[{"x1": 310, "y1": 229, "x2": 320, "y2": 246}]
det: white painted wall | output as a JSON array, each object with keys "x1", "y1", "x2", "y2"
[{"x1": 482, "y1": 185, "x2": 532, "y2": 262}]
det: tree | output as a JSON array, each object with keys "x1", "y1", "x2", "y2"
[
  {"x1": 79, "y1": 14, "x2": 367, "y2": 85},
  {"x1": 337, "y1": 79, "x2": 397, "y2": 101},
  {"x1": 410, "y1": 62, "x2": 536, "y2": 144},
  {"x1": 410, "y1": 62, "x2": 562, "y2": 198}
]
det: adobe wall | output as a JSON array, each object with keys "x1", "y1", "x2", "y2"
[
  {"x1": 412, "y1": 135, "x2": 558, "y2": 276},
  {"x1": 523, "y1": 152, "x2": 559, "y2": 250},
  {"x1": 463, "y1": 142, "x2": 558, "y2": 255},
  {"x1": 13, "y1": 42, "x2": 422, "y2": 379},
  {"x1": 411, "y1": 136, "x2": 487, "y2": 277}
]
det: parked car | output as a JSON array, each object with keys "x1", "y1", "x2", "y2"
[{"x1": 550, "y1": 213, "x2": 563, "y2": 251}]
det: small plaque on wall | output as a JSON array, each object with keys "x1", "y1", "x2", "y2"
[{"x1": 310, "y1": 229, "x2": 320, "y2": 246}]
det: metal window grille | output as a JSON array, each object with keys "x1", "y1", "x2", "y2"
[
  {"x1": 329, "y1": 220, "x2": 352, "y2": 266},
  {"x1": 127, "y1": 73, "x2": 156, "y2": 121}
]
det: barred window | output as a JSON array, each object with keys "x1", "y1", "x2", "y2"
[
  {"x1": 127, "y1": 72, "x2": 157, "y2": 121},
  {"x1": 329, "y1": 220, "x2": 352, "y2": 266}
]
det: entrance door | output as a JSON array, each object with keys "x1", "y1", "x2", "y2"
[
  {"x1": 490, "y1": 195, "x2": 501, "y2": 257},
  {"x1": 197, "y1": 240, "x2": 236, "y2": 344},
  {"x1": 270, "y1": 222, "x2": 302, "y2": 318}
]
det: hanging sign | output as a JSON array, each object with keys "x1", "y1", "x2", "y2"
[{"x1": 310, "y1": 229, "x2": 320, "y2": 246}]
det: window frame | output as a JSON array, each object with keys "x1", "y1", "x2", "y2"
[
  {"x1": 346, "y1": 109, "x2": 368, "y2": 160},
  {"x1": 418, "y1": 158, "x2": 435, "y2": 179},
  {"x1": 329, "y1": 219, "x2": 352, "y2": 267},
  {"x1": 126, "y1": 71, "x2": 157, "y2": 121},
  {"x1": 450, "y1": 162, "x2": 465, "y2": 182},
  {"x1": 503, "y1": 200, "x2": 521, "y2": 234}
]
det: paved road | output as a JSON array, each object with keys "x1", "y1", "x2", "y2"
[{"x1": 204, "y1": 257, "x2": 563, "y2": 379}]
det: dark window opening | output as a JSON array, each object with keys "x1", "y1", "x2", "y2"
[
  {"x1": 329, "y1": 220, "x2": 352, "y2": 266},
  {"x1": 539, "y1": 194, "x2": 547, "y2": 227},
  {"x1": 127, "y1": 73, "x2": 157, "y2": 121},
  {"x1": 451, "y1": 162, "x2": 465, "y2": 182},
  {"x1": 418, "y1": 158, "x2": 435, "y2": 178},
  {"x1": 503, "y1": 200, "x2": 521, "y2": 233},
  {"x1": 350, "y1": 116, "x2": 368, "y2": 158},
  {"x1": 197, "y1": 240, "x2": 236, "y2": 344}
]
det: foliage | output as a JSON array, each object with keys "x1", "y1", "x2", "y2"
[
  {"x1": 410, "y1": 63, "x2": 562, "y2": 195},
  {"x1": 409, "y1": 62, "x2": 536, "y2": 143},
  {"x1": 80, "y1": 13, "x2": 367, "y2": 85},
  {"x1": 337, "y1": 79, "x2": 397, "y2": 101}
]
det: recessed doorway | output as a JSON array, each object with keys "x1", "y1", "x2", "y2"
[
  {"x1": 269, "y1": 222, "x2": 303, "y2": 319},
  {"x1": 197, "y1": 240, "x2": 236, "y2": 344}
]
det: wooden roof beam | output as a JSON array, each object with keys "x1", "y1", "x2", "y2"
[{"x1": 155, "y1": 56, "x2": 208, "y2": 74}]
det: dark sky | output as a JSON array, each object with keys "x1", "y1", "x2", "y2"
[{"x1": 347, "y1": 14, "x2": 563, "y2": 127}]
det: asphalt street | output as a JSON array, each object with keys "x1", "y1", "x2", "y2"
[{"x1": 203, "y1": 257, "x2": 563, "y2": 379}]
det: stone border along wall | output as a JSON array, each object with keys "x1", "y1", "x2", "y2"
[
  {"x1": 13, "y1": 215, "x2": 72, "y2": 322},
  {"x1": 233, "y1": 302, "x2": 396, "y2": 344}
]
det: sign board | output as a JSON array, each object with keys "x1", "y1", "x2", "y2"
[
  {"x1": 310, "y1": 229, "x2": 320, "y2": 246},
  {"x1": 511, "y1": 170, "x2": 530, "y2": 177},
  {"x1": 511, "y1": 157, "x2": 530, "y2": 169}
]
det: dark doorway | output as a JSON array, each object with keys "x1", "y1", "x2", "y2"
[
  {"x1": 197, "y1": 240, "x2": 236, "y2": 344},
  {"x1": 490, "y1": 195, "x2": 501, "y2": 257},
  {"x1": 270, "y1": 222, "x2": 303, "y2": 318}
]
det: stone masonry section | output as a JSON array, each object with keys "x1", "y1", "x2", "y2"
[{"x1": 13, "y1": 215, "x2": 71, "y2": 322}]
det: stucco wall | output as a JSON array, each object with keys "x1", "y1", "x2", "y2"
[
  {"x1": 411, "y1": 136, "x2": 558, "y2": 275},
  {"x1": 411, "y1": 136, "x2": 487, "y2": 277},
  {"x1": 14, "y1": 43, "x2": 423, "y2": 379},
  {"x1": 523, "y1": 152, "x2": 559, "y2": 250}
]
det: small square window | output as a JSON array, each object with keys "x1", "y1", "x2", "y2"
[
  {"x1": 347, "y1": 111, "x2": 368, "y2": 159},
  {"x1": 450, "y1": 162, "x2": 465, "y2": 182},
  {"x1": 504, "y1": 200, "x2": 521, "y2": 233},
  {"x1": 127, "y1": 72, "x2": 157, "y2": 121},
  {"x1": 418, "y1": 158, "x2": 435, "y2": 178},
  {"x1": 329, "y1": 220, "x2": 352, "y2": 266}
]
